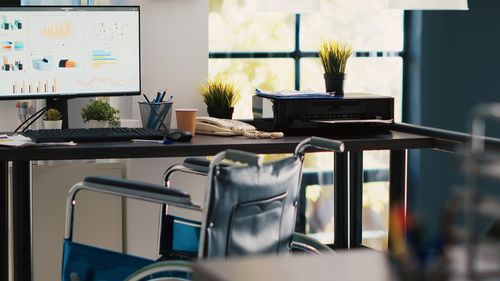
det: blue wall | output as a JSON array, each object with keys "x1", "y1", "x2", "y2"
[{"x1": 410, "y1": 0, "x2": 500, "y2": 236}]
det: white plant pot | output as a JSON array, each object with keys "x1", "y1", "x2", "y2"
[
  {"x1": 86, "y1": 120, "x2": 109, "y2": 128},
  {"x1": 43, "y1": 120, "x2": 62, "y2": 129}
]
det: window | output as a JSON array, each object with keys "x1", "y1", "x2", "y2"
[{"x1": 210, "y1": 0, "x2": 404, "y2": 250}]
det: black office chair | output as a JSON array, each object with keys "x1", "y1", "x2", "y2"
[{"x1": 62, "y1": 137, "x2": 343, "y2": 281}]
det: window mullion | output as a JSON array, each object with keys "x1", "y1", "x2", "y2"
[{"x1": 294, "y1": 14, "x2": 301, "y2": 90}]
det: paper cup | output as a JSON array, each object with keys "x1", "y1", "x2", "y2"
[{"x1": 175, "y1": 108, "x2": 198, "y2": 135}]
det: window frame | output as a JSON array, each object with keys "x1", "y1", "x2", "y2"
[
  {"x1": 209, "y1": 14, "x2": 406, "y2": 92},
  {"x1": 209, "y1": 9, "x2": 409, "y2": 247}
]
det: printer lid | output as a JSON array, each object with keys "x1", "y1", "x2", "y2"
[{"x1": 255, "y1": 89, "x2": 392, "y2": 100}]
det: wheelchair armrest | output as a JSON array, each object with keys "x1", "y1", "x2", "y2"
[
  {"x1": 183, "y1": 157, "x2": 211, "y2": 174},
  {"x1": 66, "y1": 176, "x2": 200, "y2": 241},
  {"x1": 82, "y1": 176, "x2": 192, "y2": 205},
  {"x1": 166, "y1": 157, "x2": 232, "y2": 181}
]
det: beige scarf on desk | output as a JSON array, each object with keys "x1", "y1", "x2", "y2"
[
  {"x1": 195, "y1": 117, "x2": 284, "y2": 139},
  {"x1": 231, "y1": 127, "x2": 284, "y2": 139}
]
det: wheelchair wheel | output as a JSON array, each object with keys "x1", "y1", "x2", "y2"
[
  {"x1": 125, "y1": 260, "x2": 193, "y2": 281},
  {"x1": 291, "y1": 232, "x2": 334, "y2": 254}
]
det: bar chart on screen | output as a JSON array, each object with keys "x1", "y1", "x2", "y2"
[
  {"x1": 41, "y1": 21, "x2": 72, "y2": 38},
  {"x1": 92, "y1": 50, "x2": 118, "y2": 68},
  {"x1": 10, "y1": 79, "x2": 57, "y2": 94}
]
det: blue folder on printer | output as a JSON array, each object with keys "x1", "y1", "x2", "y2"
[{"x1": 255, "y1": 88, "x2": 341, "y2": 99}]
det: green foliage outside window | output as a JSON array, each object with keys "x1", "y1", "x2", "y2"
[{"x1": 209, "y1": 0, "x2": 403, "y2": 250}]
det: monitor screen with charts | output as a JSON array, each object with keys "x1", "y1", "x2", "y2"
[{"x1": 0, "y1": 6, "x2": 140, "y2": 100}]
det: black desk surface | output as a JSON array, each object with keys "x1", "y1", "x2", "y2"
[{"x1": 0, "y1": 129, "x2": 434, "y2": 161}]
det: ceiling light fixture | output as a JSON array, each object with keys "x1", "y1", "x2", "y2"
[
  {"x1": 257, "y1": 0, "x2": 320, "y2": 13},
  {"x1": 386, "y1": 0, "x2": 468, "y2": 10}
]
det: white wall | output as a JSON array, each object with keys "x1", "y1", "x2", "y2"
[
  {"x1": 0, "y1": 0, "x2": 208, "y2": 260},
  {"x1": 0, "y1": 101, "x2": 20, "y2": 131},
  {"x1": 125, "y1": 0, "x2": 208, "y2": 258},
  {"x1": 131, "y1": 0, "x2": 208, "y2": 122}
]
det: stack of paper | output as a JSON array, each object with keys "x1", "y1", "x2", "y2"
[{"x1": 0, "y1": 134, "x2": 76, "y2": 147}]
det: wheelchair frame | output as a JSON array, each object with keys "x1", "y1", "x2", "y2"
[{"x1": 62, "y1": 137, "x2": 344, "y2": 280}]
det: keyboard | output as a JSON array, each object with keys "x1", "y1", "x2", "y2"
[{"x1": 22, "y1": 127, "x2": 164, "y2": 143}]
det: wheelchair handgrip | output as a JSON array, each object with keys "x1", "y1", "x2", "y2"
[
  {"x1": 225, "y1": 149, "x2": 261, "y2": 166},
  {"x1": 309, "y1": 136, "x2": 345, "y2": 152},
  {"x1": 470, "y1": 103, "x2": 500, "y2": 122},
  {"x1": 82, "y1": 176, "x2": 191, "y2": 205}
]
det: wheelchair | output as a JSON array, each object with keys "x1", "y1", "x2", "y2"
[{"x1": 61, "y1": 136, "x2": 344, "y2": 281}]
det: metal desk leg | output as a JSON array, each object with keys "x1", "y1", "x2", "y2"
[
  {"x1": 1, "y1": 161, "x2": 8, "y2": 281},
  {"x1": 349, "y1": 152, "x2": 363, "y2": 248},
  {"x1": 12, "y1": 161, "x2": 32, "y2": 281},
  {"x1": 334, "y1": 152, "x2": 349, "y2": 249},
  {"x1": 388, "y1": 150, "x2": 407, "y2": 250}
]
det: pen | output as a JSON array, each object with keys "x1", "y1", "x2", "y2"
[
  {"x1": 143, "y1": 94, "x2": 156, "y2": 127},
  {"x1": 153, "y1": 92, "x2": 161, "y2": 127},
  {"x1": 132, "y1": 139, "x2": 173, "y2": 145},
  {"x1": 152, "y1": 96, "x2": 173, "y2": 129},
  {"x1": 159, "y1": 89, "x2": 166, "y2": 102}
]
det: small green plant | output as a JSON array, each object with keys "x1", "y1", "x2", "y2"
[
  {"x1": 44, "y1": 108, "x2": 62, "y2": 121},
  {"x1": 318, "y1": 39, "x2": 353, "y2": 74},
  {"x1": 199, "y1": 79, "x2": 241, "y2": 109},
  {"x1": 81, "y1": 99, "x2": 120, "y2": 126}
]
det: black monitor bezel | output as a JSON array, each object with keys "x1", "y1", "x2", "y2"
[{"x1": 0, "y1": 5, "x2": 141, "y2": 101}]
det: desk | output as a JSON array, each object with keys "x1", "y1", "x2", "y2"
[
  {"x1": 1, "y1": 124, "x2": 467, "y2": 281},
  {"x1": 192, "y1": 250, "x2": 392, "y2": 281}
]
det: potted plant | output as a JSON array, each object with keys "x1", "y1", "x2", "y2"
[
  {"x1": 318, "y1": 39, "x2": 353, "y2": 96},
  {"x1": 199, "y1": 79, "x2": 240, "y2": 119},
  {"x1": 43, "y1": 108, "x2": 63, "y2": 129},
  {"x1": 81, "y1": 99, "x2": 120, "y2": 128}
]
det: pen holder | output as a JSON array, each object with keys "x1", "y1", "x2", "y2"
[{"x1": 138, "y1": 101, "x2": 173, "y2": 131}]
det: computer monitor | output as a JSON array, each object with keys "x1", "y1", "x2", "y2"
[{"x1": 0, "y1": 6, "x2": 141, "y2": 127}]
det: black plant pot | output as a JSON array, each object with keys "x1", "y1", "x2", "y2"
[
  {"x1": 324, "y1": 73, "x2": 345, "y2": 96},
  {"x1": 207, "y1": 107, "x2": 234, "y2": 119}
]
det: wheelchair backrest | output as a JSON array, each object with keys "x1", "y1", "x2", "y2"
[{"x1": 202, "y1": 155, "x2": 303, "y2": 257}]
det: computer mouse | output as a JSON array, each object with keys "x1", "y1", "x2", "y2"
[{"x1": 165, "y1": 130, "x2": 192, "y2": 142}]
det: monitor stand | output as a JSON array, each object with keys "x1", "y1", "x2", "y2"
[
  {"x1": 5, "y1": 0, "x2": 20, "y2": 6},
  {"x1": 45, "y1": 98, "x2": 69, "y2": 129}
]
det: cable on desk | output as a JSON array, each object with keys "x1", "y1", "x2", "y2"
[{"x1": 14, "y1": 107, "x2": 47, "y2": 133}]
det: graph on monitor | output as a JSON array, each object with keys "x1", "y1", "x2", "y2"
[
  {"x1": 0, "y1": 6, "x2": 140, "y2": 100},
  {"x1": 41, "y1": 21, "x2": 72, "y2": 38}
]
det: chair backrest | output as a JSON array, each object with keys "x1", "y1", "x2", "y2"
[
  {"x1": 159, "y1": 137, "x2": 344, "y2": 259},
  {"x1": 200, "y1": 151, "x2": 303, "y2": 258}
]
